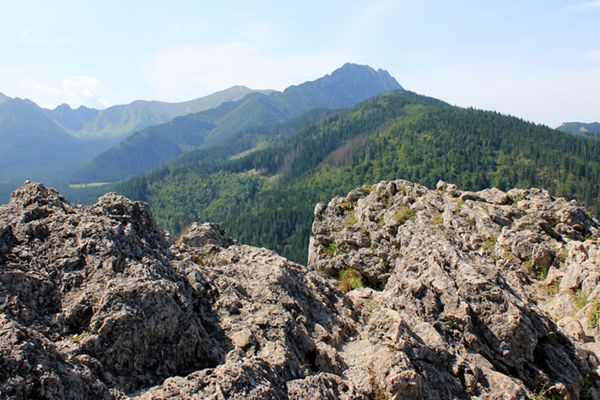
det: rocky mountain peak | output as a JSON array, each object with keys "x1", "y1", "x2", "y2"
[{"x1": 1, "y1": 181, "x2": 599, "y2": 399}]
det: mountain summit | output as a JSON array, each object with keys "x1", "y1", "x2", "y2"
[
  {"x1": 280, "y1": 63, "x2": 402, "y2": 110},
  {"x1": 73, "y1": 63, "x2": 403, "y2": 183}
]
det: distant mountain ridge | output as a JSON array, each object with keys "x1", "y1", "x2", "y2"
[
  {"x1": 43, "y1": 86, "x2": 269, "y2": 138},
  {"x1": 72, "y1": 63, "x2": 403, "y2": 183},
  {"x1": 558, "y1": 122, "x2": 600, "y2": 137},
  {"x1": 0, "y1": 95, "x2": 117, "y2": 185}
]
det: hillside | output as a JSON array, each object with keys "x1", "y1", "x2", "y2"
[
  {"x1": 0, "y1": 96, "x2": 117, "y2": 187},
  {"x1": 72, "y1": 63, "x2": 402, "y2": 183},
  {"x1": 117, "y1": 91, "x2": 600, "y2": 264},
  {"x1": 1, "y1": 181, "x2": 598, "y2": 399},
  {"x1": 558, "y1": 122, "x2": 600, "y2": 137},
  {"x1": 44, "y1": 85, "x2": 263, "y2": 138}
]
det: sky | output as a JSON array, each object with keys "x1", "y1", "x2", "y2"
[{"x1": 0, "y1": 0, "x2": 598, "y2": 127}]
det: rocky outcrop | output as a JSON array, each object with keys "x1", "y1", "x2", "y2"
[
  {"x1": 309, "y1": 179, "x2": 600, "y2": 399},
  {"x1": 1, "y1": 180, "x2": 599, "y2": 399}
]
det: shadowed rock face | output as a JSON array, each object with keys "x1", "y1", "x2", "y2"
[{"x1": 0, "y1": 181, "x2": 599, "y2": 399}]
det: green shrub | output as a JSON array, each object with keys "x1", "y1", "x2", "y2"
[
  {"x1": 431, "y1": 213, "x2": 443, "y2": 225},
  {"x1": 321, "y1": 242, "x2": 337, "y2": 256},
  {"x1": 535, "y1": 264, "x2": 550, "y2": 281},
  {"x1": 394, "y1": 206, "x2": 416, "y2": 225},
  {"x1": 338, "y1": 268, "x2": 364, "y2": 293}
]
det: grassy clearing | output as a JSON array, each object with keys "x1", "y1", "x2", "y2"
[{"x1": 68, "y1": 182, "x2": 112, "y2": 189}]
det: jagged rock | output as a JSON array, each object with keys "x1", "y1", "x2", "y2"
[
  {"x1": 1, "y1": 181, "x2": 600, "y2": 399},
  {"x1": 309, "y1": 179, "x2": 600, "y2": 399},
  {"x1": 177, "y1": 221, "x2": 235, "y2": 250}
]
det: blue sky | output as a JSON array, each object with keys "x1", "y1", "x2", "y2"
[{"x1": 0, "y1": 0, "x2": 598, "y2": 126}]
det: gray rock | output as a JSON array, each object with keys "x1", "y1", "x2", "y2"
[
  {"x1": 1, "y1": 181, "x2": 599, "y2": 399},
  {"x1": 309, "y1": 179, "x2": 600, "y2": 399}
]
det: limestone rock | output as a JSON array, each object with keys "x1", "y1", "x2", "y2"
[
  {"x1": 2, "y1": 181, "x2": 600, "y2": 399},
  {"x1": 309, "y1": 179, "x2": 600, "y2": 399}
]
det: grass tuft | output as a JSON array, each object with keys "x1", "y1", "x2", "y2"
[
  {"x1": 569, "y1": 289, "x2": 589, "y2": 312},
  {"x1": 346, "y1": 211, "x2": 358, "y2": 226},
  {"x1": 321, "y1": 242, "x2": 337, "y2": 256},
  {"x1": 481, "y1": 234, "x2": 498, "y2": 252},
  {"x1": 394, "y1": 206, "x2": 416, "y2": 225},
  {"x1": 337, "y1": 268, "x2": 364, "y2": 293}
]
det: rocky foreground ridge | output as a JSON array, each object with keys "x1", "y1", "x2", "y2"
[{"x1": 0, "y1": 180, "x2": 599, "y2": 399}]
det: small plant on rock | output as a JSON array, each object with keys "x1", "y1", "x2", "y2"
[
  {"x1": 569, "y1": 289, "x2": 589, "y2": 312},
  {"x1": 70, "y1": 331, "x2": 90, "y2": 343},
  {"x1": 535, "y1": 264, "x2": 550, "y2": 281},
  {"x1": 339, "y1": 199, "x2": 356, "y2": 210},
  {"x1": 321, "y1": 242, "x2": 337, "y2": 256},
  {"x1": 481, "y1": 234, "x2": 498, "y2": 253},
  {"x1": 431, "y1": 213, "x2": 443, "y2": 225},
  {"x1": 453, "y1": 198, "x2": 464, "y2": 213},
  {"x1": 379, "y1": 258, "x2": 392, "y2": 272},
  {"x1": 175, "y1": 223, "x2": 193, "y2": 246},
  {"x1": 545, "y1": 278, "x2": 561, "y2": 296},
  {"x1": 588, "y1": 299, "x2": 600, "y2": 329},
  {"x1": 511, "y1": 195, "x2": 524, "y2": 205},
  {"x1": 526, "y1": 385, "x2": 563, "y2": 400},
  {"x1": 394, "y1": 206, "x2": 416, "y2": 225},
  {"x1": 346, "y1": 211, "x2": 358, "y2": 227},
  {"x1": 337, "y1": 268, "x2": 364, "y2": 293}
]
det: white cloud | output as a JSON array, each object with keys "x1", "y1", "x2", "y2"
[
  {"x1": 18, "y1": 27, "x2": 67, "y2": 46},
  {"x1": 23, "y1": 76, "x2": 107, "y2": 109},
  {"x1": 141, "y1": 41, "x2": 354, "y2": 101}
]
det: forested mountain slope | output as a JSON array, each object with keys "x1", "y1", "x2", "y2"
[
  {"x1": 117, "y1": 91, "x2": 600, "y2": 263},
  {"x1": 73, "y1": 63, "x2": 402, "y2": 183}
]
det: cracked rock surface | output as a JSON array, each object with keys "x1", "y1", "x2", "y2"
[{"x1": 1, "y1": 181, "x2": 599, "y2": 399}]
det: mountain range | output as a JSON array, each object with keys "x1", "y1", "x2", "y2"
[
  {"x1": 0, "y1": 95, "x2": 116, "y2": 184},
  {"x1": 71, "y1": 63, "x2": 402, "y2": 183},
  {"x1": 558, "y1": 122, "x2": 600, "y2": 137},
  {"x1": 0, "y1": 86, "x2": 267, "y2": 195},
  {"x1": 43, "y1": 85, "x2": 269, "y2": 138},
  {"x1": 116, "y1": 90, "x2": 600, "y2": 263}
]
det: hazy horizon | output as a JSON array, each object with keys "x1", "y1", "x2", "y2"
[{"x1": 1, "y1": 1, "x2": 598, "y2": 127}]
